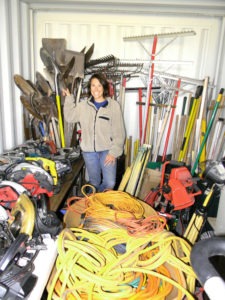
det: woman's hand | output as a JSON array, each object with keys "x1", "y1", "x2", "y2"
[
  {"x1": 62, "y1": 88, "x2": 71, "y2": 96},
  {"x1": 104, "y1": 154, "x2": 116, "y2": 166}
]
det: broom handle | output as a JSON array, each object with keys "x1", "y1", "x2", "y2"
[
  {"x1": 162, "y1": 78, "x2": 181, "y2": 161},
  {"x1": 191, "y1": 88, "x2": 224, "y2": 175}
]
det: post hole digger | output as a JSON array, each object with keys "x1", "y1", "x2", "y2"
[{"x1": 144, "y1": 160, "x2": 202, "y2": 234}]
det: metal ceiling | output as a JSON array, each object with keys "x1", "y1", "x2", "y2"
[{"x1": 19, "y1": 0, "x2": 225, "y2": 17}]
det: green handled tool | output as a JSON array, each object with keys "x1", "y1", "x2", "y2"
[{"x1": 191, "y1": 88, "x2": 224, "y2": 175}]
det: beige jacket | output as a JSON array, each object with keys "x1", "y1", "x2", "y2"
[{"x1": 63, "y1": 96, "x2": 126, "y2": 158}]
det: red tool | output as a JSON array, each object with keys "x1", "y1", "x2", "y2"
[
  {"x1": 145, "y1": 160, "x2": 202, "y2": 212},
  {"x1": 162, "y1": 78, "x2": 181, "y2": 162},
  {"x1": 143, "y1": 35, "x2": 157, "y2": 144},
  {"x1": 0, "y1": 181, "x2": 28, "y2": 209},
  {"x1": 17, "y1": 173, "x2": 53, "y2": 198},
  {"x1": 138, "y1": 88, "x2": 143, "y2": 143}
]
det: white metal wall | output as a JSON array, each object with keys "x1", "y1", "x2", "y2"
[
  {"x1": 34, "y1": 12, "x2": 220, "y2": 79},
  {"x1": 0, "y1": 0, "x2": 31, "y2": 154},
  {"x1": 0, "y1": 0, "x2": 225, "y2": 154},
  {"x1": 33, "y1": 11, "x2": 223, "y2": 148}
]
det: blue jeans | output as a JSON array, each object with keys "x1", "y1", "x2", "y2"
[{"x1": 82, "y1": 151, "x2": 117, "y2": 192}]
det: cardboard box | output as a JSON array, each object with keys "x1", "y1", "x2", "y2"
[{"x1": 137, "y1": 168, "x2": 161, "y2": 200}]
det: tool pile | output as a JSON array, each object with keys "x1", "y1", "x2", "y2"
[
  {"x1": 14, "y1": 38, "x2": 143, "y2": 151},
  {"x1": 8, "y1": 31, "x2": 225, "y2": 299},
  {"x1": 0, "y1": 139, "x2": 80, "y2": 299}
]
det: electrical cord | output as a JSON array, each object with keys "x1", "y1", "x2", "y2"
[
  {"x1": 47, "y1": 227, "x2": 196, "y2": 300},
  {"x1": 84, "y1": 190, "x2": 145, "y2": 221},
  {"x1": 66, "y1": 188, "x2": 166, "y2": 236},
  {"x1": 116, "y1": 215, "x2": 167, "y2": 236},
  {"x1": 65, "y1": 188, "x2": 146, "y2": 229}
]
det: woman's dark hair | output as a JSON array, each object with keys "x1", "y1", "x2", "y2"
[{"x1": 87, "y1": 73, "x2": 109, "y2": 97}]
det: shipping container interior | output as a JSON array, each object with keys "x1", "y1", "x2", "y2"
[
  {"x1": 0, "y1": 0, "x2": 225, "y2": 155},
  {"x1": 1, "y1": 2, "x2": 225, "y2": 300}
]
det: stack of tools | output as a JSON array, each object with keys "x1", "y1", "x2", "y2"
[{"x1": 14, "y1": 38, "x2": 143, "y2": 150}]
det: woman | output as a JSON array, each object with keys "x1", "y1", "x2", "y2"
[{"x1": 63, "y1": 73, "x2": 126, "y2": 192}]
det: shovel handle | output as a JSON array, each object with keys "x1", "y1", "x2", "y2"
[{"x1": 56, "y1": 94, "x2": 65, "y2": 147}]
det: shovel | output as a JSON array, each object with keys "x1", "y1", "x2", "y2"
[
  {"x1": 40, "y1": 47, "x2": 65, "y2": 148},
  {"x1": 20, "y1": 95, "x2": 43, "y2": 121},
  {"x1": 36, "y1": 71, "x2": 53, "y2": 96},
  {"x1": 14, "y1": 74, "x2": 37, "y2": 96},
  {"x1": 64, "y1": 49, "x2": 85, "y2": 95},
  {"x1": 42, "y1": 38, "x2": 66, "y2": 67}
]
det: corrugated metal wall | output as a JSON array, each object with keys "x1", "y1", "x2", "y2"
[
  {"x1": 33, "y1": 11, "x2": 222, "y2": 148},
  {"x1": 34, "y1": 12, "x2": 220, "y2": 79},
  {"x1": 0, "y1": 0, "x2": 31, "y2": 154},
  {"x1": 0, "y1": 0, "x2": 225, "y2": 154}
]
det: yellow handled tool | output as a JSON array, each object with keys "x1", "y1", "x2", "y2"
[
  {"x1": 178, "y1": 86, "x2": 203, "y2": 162},
  {"x1": 26, "y1": 157, "x2": 58, "y2": 186},
  {"x1": 40, "y1": 47, "x2": 65, "y2": 147},
  {"x1": 191, "y1": 88, "x2": 224, "y2": 175}
]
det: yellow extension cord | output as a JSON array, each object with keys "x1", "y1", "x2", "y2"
[
  {"x1": 84, "y1": 190, "x2": 145, "y2": 221},
  {"x1": 48, "y1": 229, "x2": 196, "y2": 300},
  {"x1": 47, "y1": 190, "x2": 196, "y2": 300}
]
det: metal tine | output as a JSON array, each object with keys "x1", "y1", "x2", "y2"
[
  {"x1": 80, "y1": 46, "x2": 86, "y2": 54},
  {"x1": 86, "y1": 54, "x2": 116, "y2": 67},
  {"x1": 112, "y1": 62, "x2": 144, "y2": 69},
  {"x1": 123, "y1": 30, "x2": 196, "y2": 41}
]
